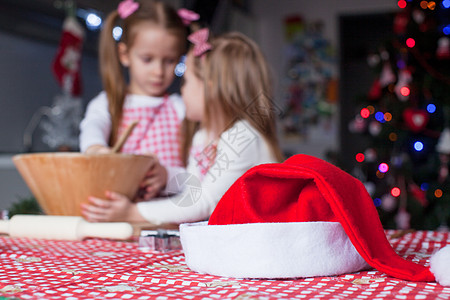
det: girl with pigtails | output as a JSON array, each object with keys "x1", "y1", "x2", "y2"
[
  {"x1": 82, "y1": 26, "x2": 284, "y2": 225},
  {"x1": 80, "y1": 0, "x2": 192, "y2": 201}
]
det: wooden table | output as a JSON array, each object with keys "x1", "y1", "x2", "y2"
[{"x1": 0, "y1": 230, "x2": 449, "y2": 299}]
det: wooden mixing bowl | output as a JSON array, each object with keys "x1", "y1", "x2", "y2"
[{"x1": 13, "y1": 153, "x2": 154, "y2": 216}]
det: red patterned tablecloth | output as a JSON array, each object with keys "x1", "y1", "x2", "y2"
[{"x1": 0, "y1": 230, "x2": 449, "y2": 299}]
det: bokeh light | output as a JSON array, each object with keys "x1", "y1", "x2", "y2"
[
  {"x1": 360, "y1": 108, "x2": 370, "y2": 118},
  {"x1": 384, "y1": 112, "x2": 393, "y2": 121},
  {"x1": 355, "y1": 153, "x2": 365, "y2": 162},
  {"x1": 406, "y1": 38, "x2": 416, "y2": 47},
  {"x1": 398, "y1": 0, "x2": 407, "y2": 8},
  {"x1": 112, "y1": 26, "x2": 123, "y2": 41},
  {"x1": 414, "y1": 141, "x2": 424, "y2": 151},
  {"x1": 400, "y1": 86, "x2": 410, "y2": 96},
  {"x1": 373, "y1": 198, "x2": 382, "y2": 207},
  {"x1": 427, "y1": 103, "x2": 436, "y2": 113},
  {"x1": 434, "y1": 189, "x2": 443, "y2": 198},
  {"x1": 389, "y1": 132, "x2": 398, "y2": 141},
  {"x1": 378, "y1": 163, "x2": 389, "y2": 173},
  {"x1": 444, "y1": 0, "x2": 450, "y2": 9},
  {"x1": 391, "y1": 187, "x2": 401, "y2": 197}
]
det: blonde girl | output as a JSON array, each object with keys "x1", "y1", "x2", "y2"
[
  {"x1": 79, "y1": 0, "x2": 187, "y2": 200},
  {"x1": 81, "y1": 29, "x2": 284, "y2": 224}
]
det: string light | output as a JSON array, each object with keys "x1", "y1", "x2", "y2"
[
  {"x1": 444, "y1": 25, "x2": 450, "y2": 35},
  {"x1": 398, "y1": 0, "x2": 407, "y2": 8},
  {"x1": 400, "y1": 86, "x2": 410, "y2": 96},
  {"x1": 378, "y1": 162, "x2": 389, "y2": 173},
  {"x1": 389, "y1": 132, "x2": 398, "y2": 141},
  {"x1": 376, "y1": 171, "x2": 385, "y2": 179},
  {"x1": 112, "y1": 26, "x2": 123, "y2": 41},
  {"x1": 391, "y1": 187, "x2": 401, "y2": 197},
  {"x1": 406, "y1": 38, "x2": 416, "y2": 48},
  {"x1": 444, "y1": 0, "x2": 450, "y2": 9},
  {"x1": 420, "y1": 1, "x2": 428, "y2": 9},
  {"x1": 420, "y1": 183, "x2": 429, "y2": 191},
  {"x1": 414, "y1": 141, "x2": 424, "y2": 151},
  {"x1": 427, "y1": 103, "x2": 436, "y2": 113},
  {"x1": 427, "y1": 1, "x2": 436, "y2": 9},
  {"x1": 434, "y1": 189, "x2": 443, "y2": 198},
  {"x1": 367, "y1": 105, "x2": 375, "y2": 114},
  {"x1": 174, "y1": 55, "x2": 187, "y2": 77},
  {"x1": 373, "y1": 198, "x2": 382, "y2": 207},
  {"x1": 355, "y1": 153, "x2": 365, "y2": 162},
  {"x1": 375, "y1": 111, "x2": 385, "y2": 122},
  {"x1": 384, "y1": 112, "x2": 393, "y2": 121},
  {"x1": 360, "y1": 108, "x2": 370, "y2": 118}
]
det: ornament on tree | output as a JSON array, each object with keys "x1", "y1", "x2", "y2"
[
  {"x1": 436, "y1": 37, "x2": 450, "y2": 60},
  {"x1": 52, "y1": 16, "x2": 84, "y2": 96},
  {"x1": 402, "y1": 108, "x2": 429, "y2": 132},
  {"x1": 394, "y1": 69, "x2": 412, "y2": 101},
  {"x1": 379, "y1": 63, "x2": 396, "y2": 87}
]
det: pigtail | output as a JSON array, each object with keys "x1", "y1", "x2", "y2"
[{"x1": 99, "y1": 11, "x2": 127, "y2": 146}]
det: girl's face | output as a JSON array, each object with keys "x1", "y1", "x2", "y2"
[
  {"x1": 181, "y1": 53, "x2": 205, "y2": 122},
  {"x1": 119, "y1": 23, "x2": 181, "y2": 97}
]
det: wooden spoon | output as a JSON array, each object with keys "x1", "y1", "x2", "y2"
[{"x1": 111, "y1": 120, "x2": 139, "y2": 153}]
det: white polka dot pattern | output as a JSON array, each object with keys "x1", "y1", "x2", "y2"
[{"x1": 0, "y1": 230, "x2": 448, "y2": 299}]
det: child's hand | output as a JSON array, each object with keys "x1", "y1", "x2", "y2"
[
  {"x1": 85, "y1": 145, "x2": 111, "y2": 154},
  {"x1": 136, "y1": 156, "x2": 168, "y2": 201},
  {"x1": 81, "y1": 191, "x2": 146, "y2": 223}
]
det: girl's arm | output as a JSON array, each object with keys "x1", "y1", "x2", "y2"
[
  {"x1": 136, "y1": 121, "x2": 275, "y2": 225},
  {"x1": 79, "y1": 92, "x2": 112, "y2": 153}
]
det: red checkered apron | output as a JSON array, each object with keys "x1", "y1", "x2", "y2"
[{"x1": 118, "y1": 96, "x2": 182, "y2": 167}]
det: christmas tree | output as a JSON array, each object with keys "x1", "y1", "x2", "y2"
[{"x1": 348, "y1": 0, "x2": 450, "y2": 230}]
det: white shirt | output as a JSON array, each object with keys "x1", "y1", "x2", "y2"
[
  {"x1": 137, "y1": 120, "x2": 277, "y2": 224},
  {"x1": 79, "y1": 91, "x2": 185, "y2": 152}
]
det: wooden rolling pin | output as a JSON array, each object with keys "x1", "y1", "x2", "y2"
[{"x1": 0, "y1": 215, "x2": 133, "y2": 241}]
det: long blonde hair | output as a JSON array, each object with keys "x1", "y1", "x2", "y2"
[
  {"x1": 182, "y1": 31, "x2": 284, "y2": 163},
  {"x1": 99, "y1": 0, "x2": 186, "y2": 145}
]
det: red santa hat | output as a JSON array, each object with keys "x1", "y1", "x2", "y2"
[{"x1": 180, "y1": 154, "x2": 450, "y2": 286}]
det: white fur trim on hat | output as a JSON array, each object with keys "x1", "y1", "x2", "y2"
[
  {"x1": 430, "y1": 245, "x2": 450, "y2": 286},
  {"x1": 180, "y1": 221, "x2": 369, "y2": 279}
]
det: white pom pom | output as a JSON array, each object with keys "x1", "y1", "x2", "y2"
[{"x1": 430, "y1": 245, "x2": 450, "y2": 286}]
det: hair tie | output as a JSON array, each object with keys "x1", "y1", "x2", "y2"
[
  {"x1": 177, "y1": 8, "x2": 200, "y2": 25},
  {"x1": 188, "y1": 28, "x2": 211, "y2": 57},
  {"x1": 118, "y1": 0, "x2": 140, "y2": 19}
]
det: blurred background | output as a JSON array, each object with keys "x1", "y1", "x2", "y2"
[{"x1": 0, "y1": 0, "x2": 449, "y2": 230}]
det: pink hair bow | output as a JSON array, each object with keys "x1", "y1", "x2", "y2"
[
  {"x1": 118, "y1": 0, "x2": 139, "y2": 19},
  {"x1": 177, "y1": 8, "x2": 200, "y2": 25},
  {"x1": 188, "y1": 28, "x2": 211, "y2": 57}
]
